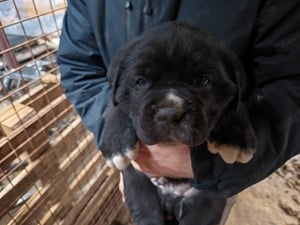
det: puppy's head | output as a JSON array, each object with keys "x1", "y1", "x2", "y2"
[{"x1": 108, "y1": 21, "x2": 245, "y2": 146}]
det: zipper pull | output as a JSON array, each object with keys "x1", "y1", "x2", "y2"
[
  {"x1": 143, "y1": 0, "x2": 153, "y2": 16},
  {"x1": 125, "y1": 0, "x2": 133, "y2": 10},
  {"x1": 125, "y1": 0, "x2": 133, "y2": 42}
]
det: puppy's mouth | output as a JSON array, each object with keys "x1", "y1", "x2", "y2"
[
  {"x1": 135, "y1": 92, "x2": 208, "y2": 146},
  {"x1": 140, "y1": 132, "x2": 205, "y2": 147}
]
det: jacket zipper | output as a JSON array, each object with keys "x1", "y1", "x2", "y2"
[
  {"x1": 125, "y1": 0, "x2": 153, "y2": 41},
  {"x1": 125, "y1": 0, "x2": 133, "y2": 42},
  {"x1": 143, "y1": 0, "x2": 153, "y2": 30}
]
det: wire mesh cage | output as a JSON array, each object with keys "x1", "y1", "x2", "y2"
[{"x1": 0, "y1": 1, "x2": 124, "y2": 224}]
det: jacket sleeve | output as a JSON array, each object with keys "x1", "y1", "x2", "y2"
[
  {"x1": 57, "y1": 0, "x2": 111, "y2": 148},
  {"x1": 191, "y1": 0, "x2": 300, "y2": 197}
]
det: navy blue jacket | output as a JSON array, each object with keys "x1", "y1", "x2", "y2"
[{"x1": 58, "y1": 0, "x2": 300, "y2": 197}]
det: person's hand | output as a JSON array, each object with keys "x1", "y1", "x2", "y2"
[
  {"x1": 119, "y1": 142, "x2": 193, "y2": 202},
  {"x1": 118, "y1": 141, "x2": 252, "y2": 202},
  {"x1": 129, "y1": 141, "x2": 253, "y2": 178},
  {"x1": 132, "y1": 143, "x2": 194, "y2": 178}
]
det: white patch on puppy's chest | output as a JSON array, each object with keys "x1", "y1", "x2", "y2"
[{"x1": 166, "y1": 91, "x2": 184, "y2": 107}]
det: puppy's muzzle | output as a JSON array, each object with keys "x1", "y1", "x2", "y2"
[
  {"x1": 151, "y1": 91, "x2": 187, "y2": 126},
  {"x1": 154, "y1": 106, "x2": 186, "y2": 125}
]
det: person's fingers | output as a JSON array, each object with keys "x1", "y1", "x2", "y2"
[
  {"x1": 131, "y1": 146, "x2": 160, "y2": 177},
  {"x1": 131, "y1": 160, "x2": 143, "y2": 173},
  {"x1": 118, "y1": 173, "x2": 125, "y2": 202}
]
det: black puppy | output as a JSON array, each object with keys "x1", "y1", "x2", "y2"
[{"x1": 101, "y1": 22, "x2": 256, "y2": 225}]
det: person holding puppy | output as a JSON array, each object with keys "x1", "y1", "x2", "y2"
[{"x1": 58, "y1": 1, "x2": 300, "y2": 224}]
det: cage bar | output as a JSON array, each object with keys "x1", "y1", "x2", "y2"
[{"x1": 0, "y1": 1, "x2": 124, "y2": 225}]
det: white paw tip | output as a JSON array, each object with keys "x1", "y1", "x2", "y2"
[
  {"x1": 236, "y1": 151, "x2": 254, "y2": 163},
  {"x1": 106, "y1": 160, "x2": 115, "y2": 168},
  {"x1": 112, "y1": 155, "x2": 131, "y2": 170},
  {"x1": 219, "y1": 148, "x2": 239, "y2": 164}
]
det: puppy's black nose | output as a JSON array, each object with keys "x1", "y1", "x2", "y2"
[{"x1": 154, "y1": 107, "x2": 185, "y2": 124}]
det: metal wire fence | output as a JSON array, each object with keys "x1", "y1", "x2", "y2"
[{"x1": 0, "y1": 1, "x2": 123, "y2": 224}]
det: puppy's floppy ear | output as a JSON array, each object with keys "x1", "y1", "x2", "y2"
[
  {"x1": 222, "y1": 51, "x2": 247, "y2": 110},
  {"x1": 107, "y1": 47, "x2": 129, "y2": 106}
]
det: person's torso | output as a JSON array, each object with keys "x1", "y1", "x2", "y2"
[{"x1": 85, "y1": 0, "x2": 262, "y2": 84}]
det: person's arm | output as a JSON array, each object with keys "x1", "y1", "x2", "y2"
[
  {"x1": 188, "y1": 0, "x2": 300, "y2": 197},
  {"x1": 57, "y1": 0, "x2": 111, "y2": 148}
]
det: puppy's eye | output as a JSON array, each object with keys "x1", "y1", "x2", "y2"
[
  {"x1": 200, "y1": 76, "x2": 209, "y2": 86},
  {"x1": 136, "y1": 78, "x2": 150, "y2": 86},
  {"x1": 193, "y1": 76, "x2": 210, "y2": 86}
]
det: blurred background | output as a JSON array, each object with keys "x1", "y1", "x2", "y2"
[{"x1": 0, "y1": 1, "x2": 130, "y2": 225}]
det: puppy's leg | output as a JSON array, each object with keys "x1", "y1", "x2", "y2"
[
  {"x1": 209, "y1": 104, "x2": 256, "y2": 163},
  {"x1": 122, "y1": 164, "x2": 165, "y2": 225},
  {"x1": 175, "y1": 190, "x2": 226, "y2": 225},
  {"x1": 100, "y1": 102, "x2": 138, "y2": 170}
]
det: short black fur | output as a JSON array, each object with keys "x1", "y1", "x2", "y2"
[{"x1": 100, "y1": 21, "x2": 256, "y2": 225}]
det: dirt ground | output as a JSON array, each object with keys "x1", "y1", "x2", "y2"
[
  {"x1": 113, "y1": 155, "x2": 300, "y2": 225},
  {"x1": 227, "y1": 155, "x2": 300, "y2": 225}
]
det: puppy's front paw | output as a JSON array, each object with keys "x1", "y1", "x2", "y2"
[
  {"x1": 101, "y1": 103, "x2": 139, "y2": 170},
  {"x1": 209, "y1": 107, "x2": 257, "y2": 164},
  {"x1": 208, "y1": 142, "x2": 254, "y2": 164},
  {"x1": 105, "y1": 142, "x2": 139, "y2": 170}
]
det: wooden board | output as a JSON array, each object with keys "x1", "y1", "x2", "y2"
[
  {"x1": 0, "y1": 107, "x2": 123, "y2": 225},
  {"x1": 0, "y1": 96, "x2": 72, "y2": 169},
  {"x1": 0, "y1": 86, "x2": 122, "y2": 225},
  {"x1": 6, "y1": 184, "x2": 52, "y2": 225},
  {"x1": 0, "y1": 103, "x2": 36, "y2": 136},
  {"x1": 40, "y1": 73, "x2": 60, "y2": 84},
  {"x1": 26, "y1": 84, "x2": 64, "y2": 112},
  {"x1": 72, "y1": 171, "x2": 119, "y2": 225},
  {"x1": 0, "y1": 161, "x2": 40, "y2": 216},
  {"x1": 16, "y1": 83, "x2": 50, "y2": 106}
]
